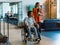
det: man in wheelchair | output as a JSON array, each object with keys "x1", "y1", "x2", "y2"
[{"x1": 24, "y1": 11, "x2": 40, "y2": 41}]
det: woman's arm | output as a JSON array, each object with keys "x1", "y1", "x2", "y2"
[{"x1": 39, "y1": 8, "x2": 43, "y2": 16}]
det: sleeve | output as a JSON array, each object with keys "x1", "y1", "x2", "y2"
[
  {"x1": 24, "y1": 18, "x2": 29, "y2": 26},
  {"x1": 32, "y1": 17, "x2": 36, "y2": 23}
]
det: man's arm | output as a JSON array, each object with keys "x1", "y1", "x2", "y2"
[{"x1": 24, "y1": 18, "x2": 29, "y2": 26}]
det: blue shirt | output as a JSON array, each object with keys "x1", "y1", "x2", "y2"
[{"x1": 24, "y1": 17, "x2": 35, "y2": 26}]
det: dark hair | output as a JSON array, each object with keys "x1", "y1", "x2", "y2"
[
  {"x1": 35, "y1": 2, "x2": 40, "y2": 8},
  {"x1": 27, "y1": 11, "x2": 32, "y2": 16}
]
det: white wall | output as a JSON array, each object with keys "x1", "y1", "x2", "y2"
[
  {"x1": 22, "y1": 0, "x2": 43, "y2": 20},
  {"x1": 57, "y1": 0, "x2": 60, "y2": 19},
  {"x1": 1, "y1": 0, "x2": 60, "y2": 19},
  {"x1": 0, "y1": 0, "x2": 43, "y2": 19}
]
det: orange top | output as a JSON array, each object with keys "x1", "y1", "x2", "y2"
[{"x1": 33, "y1": 8, "x2": 43, "y2": 23}]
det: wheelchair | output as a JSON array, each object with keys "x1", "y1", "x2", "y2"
[{"x1": 23, "y1": 25, "x2": 41, "y2": 43}]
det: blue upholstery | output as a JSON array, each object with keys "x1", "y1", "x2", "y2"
[
  {"x1": 44, "y1": 19, "x2": 60, "y2": 23},
  {"x1": 44, "y1": 19, "x2": 60, "y2": 30}
]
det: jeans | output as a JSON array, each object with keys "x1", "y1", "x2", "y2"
[
  {"x1": 37, "y1": 22, "x2": 44, "y2": 39},
  {"x1": 27, "y1": 27, "x2": 38, "y2": 38}
]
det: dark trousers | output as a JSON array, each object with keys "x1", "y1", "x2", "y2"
[{"x1": 36, "y1": 22, "x2": 44, "y2": 39}]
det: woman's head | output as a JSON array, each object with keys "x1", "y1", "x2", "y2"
[{"x1": 35, "y1": 2, "x2": 40, "y2": 8}]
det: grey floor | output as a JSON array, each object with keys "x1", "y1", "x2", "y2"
[{"x1": 1, "y1": 22, "x2": 60, "y2": 45}]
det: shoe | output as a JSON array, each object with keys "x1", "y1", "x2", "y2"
[
  {"x1": 25, "y1": 33, "x2": 28, "y2": 36},
  {"x1": 40, "y1": 37, "x2": 41, "y2": 40}
]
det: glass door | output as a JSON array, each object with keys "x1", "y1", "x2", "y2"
[
  {"x1": 17, "y1": 1, "x2": 23, "y2": 26},
  {"x1": 0, "y1": 3, "x2": 3, "y2": 19}
]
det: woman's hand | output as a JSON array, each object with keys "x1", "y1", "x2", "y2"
[{"x1": 36, "y1": 24, "x2": 39, "y2": 28}]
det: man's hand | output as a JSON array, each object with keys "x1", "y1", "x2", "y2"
[{"x1": 29, "y1": 25, "x2": 34, "y2": 28}]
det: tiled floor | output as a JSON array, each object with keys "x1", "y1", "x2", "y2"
[
  {"x1": 0, "y1": 22, "x2": 60, "y2": 45},
  {"x1": 41, "y1": 31, "x2": 60, "y2": 40}
]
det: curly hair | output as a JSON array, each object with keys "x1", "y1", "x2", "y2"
[{"x1": 27, "y1": 11, "x2": 32, "y2": 16}]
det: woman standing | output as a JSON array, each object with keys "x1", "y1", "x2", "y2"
[
  {"x1": 33, "y1": 2, "x2": 43, "y2": 40},
  {"x1": 33, "y1": 2, "x2": 43, "y2": 23}
]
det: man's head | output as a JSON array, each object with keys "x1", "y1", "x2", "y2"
[{"x1": 27, "y1": 11, "x2": 33, "y2": 17}]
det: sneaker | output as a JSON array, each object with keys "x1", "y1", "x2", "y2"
[{"x1": 25, "y1": 33, "x2": 28, "y2": 36}]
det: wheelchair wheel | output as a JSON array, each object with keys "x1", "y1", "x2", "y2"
[
  {"x1": 24, "y1": 38, "x2": 27, "y2": 43},
  {"x1": 24, "y1": 32, "x2": 28, "y2": 43},
  {"x1": 37, "y1": 39, "x2": 40, "y2": 43}
]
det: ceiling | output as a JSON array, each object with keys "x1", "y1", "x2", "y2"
[{"x1": 0, "y1": 0, "x2": 22, "y2": 3}]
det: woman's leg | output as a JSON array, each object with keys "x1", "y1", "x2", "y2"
[
  {"x1": 37, "y1": 28, "x2": 41, "y2": 38},
  {"x1": 38, "y1": 23, "x2": 41, "y2": 40},
  {"x1": 35, "y1": 22, "x2": 41, "y2": 39}
]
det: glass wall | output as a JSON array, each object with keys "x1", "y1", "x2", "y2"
[
  {"x1": 17, "y1": 2, "x2": 23, "y2": 26},
  {"x1": 3, "y1": 3, "x2": 10, "y2": 18},
  {"x1": 0, "y1": 2, "x2": 23, "y2": 26},
  {"x1": 10, "y1": 4, "x2": 18, "y2": 14},
  {"x1": 0, "y1": 3, "x2": 3, "y2": 18}
]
